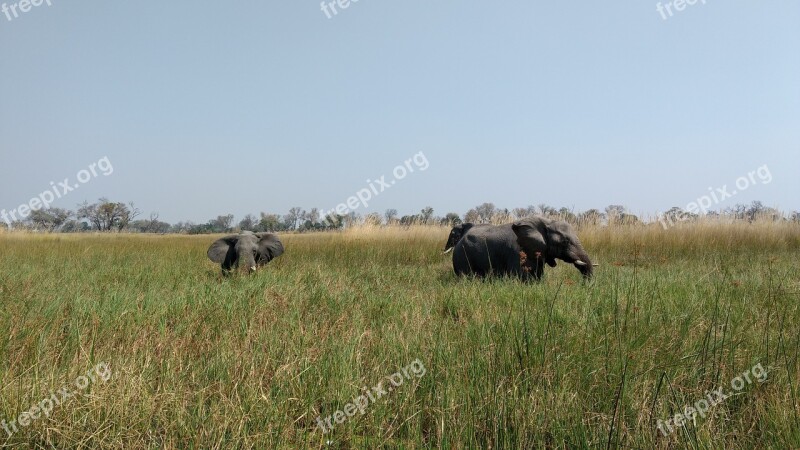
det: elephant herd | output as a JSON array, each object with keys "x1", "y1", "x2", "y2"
[{"x1": 207, "y1": 216, "x2": 595, "y2": 281}]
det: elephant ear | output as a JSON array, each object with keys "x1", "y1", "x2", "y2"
[
  {"x1": 255, "y1": 233, "x2": 284, "y2": 263},
  {"x1": 511, "y1": 219, "x2": 548, "y2": 256},
  {"x1": 207, "y1": 235, "x2": 240, "y2": 263}
]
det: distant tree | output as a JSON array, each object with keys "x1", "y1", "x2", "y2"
[
  {"x1": 748, "y1": 201, "x2": 766, "y2": 219},
  {"x1": 284, "y1": 207, "x2": 304, "y2": 230},
  {"x1": 619, "y1": 212, "x2": 640, "y2": 225},
  {"x1": 208, "y1": 214, "x2": 234, "y2": 233},
  {"x1": 464, "y1": 209, "x2": 480, "y2": 223},
  {"x1": 9, "y1": 220, "x2": 27, "y2": 230},
  {"x1": 420, "y1": 206, "x2": 434, "y2": 224},
  {"x1": 724, "y1": 201, "x2": 780, "y2": 222},
  {"x1": 384, "y1": 209, "x2": 398, "y2": 224},
  {"x1": 188, "y1": 223, "x2": 215, "y2": 234},
  {"x1": 399, "y1": 215, "x2": 421, "y2": 226},
  {"x1": 77, "y1": 198, "x2": 140, "y2": 231},
  {"x1": 154, "y1": 221, "x2": 171, "y2": 233},
  {"x1": 171, "y1": 221, "x2": 195, "y2": 234},
  {"x1": 238, "y1": 214, "x2": 257, "y2": 231},
  {"x1": 60, "y1": 219, "x2": 89, "y2": 233},
  {"x1": 129, "y1": 213, "x2": 171, "y2": 233},
  {"x1": 258, "y1": 213, "x2": 284, "y2": 232},
  {"x1": 282, "y1": 216, "x2": 295, "y2": 230},
  {"x1": 747, "y1": 201, "x2": 781, "y2": 221},
  {"x1": 556, "y1": 207, "x2": 577, "y2": 224},
  {"x1": 343, "y1": 212, "x2": 361, "y2": 228},
  {"x1": 364, "y1": 212, "x2": 382, "y2": 226},
  {"x1": 297, "y1": 209, "x2": 323, "y2": 232},
  {"x1": 537, "y1": 204, "x2": 557, "y2": 217},
  {"x1": 27, "y1": 207, "x2": 71, "y2": 231},
  {"x1": 763, "y1": 208, "x2": 783, "y2": 222},
  {"x1": 577, "y1": 209, "x2": 604, "y2": 226},
  {"x1": 322, "y1": 213, "x2": 345, "y2": 230},
  {"x1": 473, "y1": 203, "x2": 496, "y2": 223},
  {"x1": 605, "y1": 205, "x2": 627, "y2": 225},
  {"x1": 724, "y1": 203, "x2": 749, "y2": 221},
  {"x1": 441, "y1": 212, "x2": 462, "y2": 226},
  {"x1": 76, "y1": 200, "x2": 102, "y2": 230},
  {"x1": 133, "y1": 212, "x2": 171, "y2": 233},
  {"x1": 512, "y1": 205, "x2": 538, "y2": 219},
  {"x1": 491, "y1": 208, "x2": 512, "y2": 224},
  {"x1": 305, "y1": 208, "x2": 320, "y2": 225},
  {"x1": 659, "y1": 207, "x2": 695, "y2": 227}
]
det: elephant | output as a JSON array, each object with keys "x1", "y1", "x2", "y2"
[
  {"x1": 451, "y1": 217, "x2": 593, "y2": 280},
  {"x1": 442, "y1": 223, "x2": 490, "y2": 254},
  {"x1": 207, "y1": 231, "x2": 284, "y2": 274},
  {"x1": 511, "y1": 217, "x2": 594, "y2": 280},
  {"x1": 451, "y1": 223, "x2": 531, "y2": 279}
]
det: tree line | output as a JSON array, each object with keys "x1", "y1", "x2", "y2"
[{"x1": 1, "y1": 199, "x2": 798, "y2": 233}]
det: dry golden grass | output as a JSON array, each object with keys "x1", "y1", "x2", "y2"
[{"x1": 0, "y1": 222, "x2": 798, "y2": 448}]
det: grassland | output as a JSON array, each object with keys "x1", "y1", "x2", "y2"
[{"x1": 1, "y1": 222, "x2": 799, "y2": 449}]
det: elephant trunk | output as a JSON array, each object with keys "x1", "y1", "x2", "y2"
[
  {"x1": 568, "y1": 246, "x2": 593, "y2": 279},
  {"x1": 237, "y1": 245, "x2": 258, "y2": 273},
  {"x1": 245, "y1": 254, "x2": 257, "y2": 272}
]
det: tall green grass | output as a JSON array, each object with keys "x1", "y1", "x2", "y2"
[{"x1": 0, "y1": 223, "x2": 799, "y2": 448}]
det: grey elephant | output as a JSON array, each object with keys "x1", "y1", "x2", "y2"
[
  {"x1": 442, "y1": 223, "x2": 490, "y2": 254},
  {"x1": 451, "y1": 223, "x2": 530, "y2": 279},
  {"x1": 451, "y1": 217, "x2": 593, "y2": 280},
  {"x1": 207, "y1": 231, "x2": 284, "y2": 274},
  {"x1": 511, "y1": 217, "x2": 594, "y2": 279}
]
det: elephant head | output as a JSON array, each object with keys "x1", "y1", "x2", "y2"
[
  {"x1": 207, "y1": 231, "x2": 284, "y2": 274},
  {"x1": 511, "y1": 217, "x2": 594, "y2": 279},
  {"x1": 443, "y1": 223, "x2": 474, "y2": 254}
]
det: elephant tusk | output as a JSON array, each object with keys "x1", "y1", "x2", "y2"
[
  {"x1": 250, "y1": 266, "x2": 257, "y2": 271},
  {"x1": 443, "y1": 248, "x2": 453, "y2": 254},
  {"x1": 574, "y1": 260, "x2": 587, "y2": 266}
]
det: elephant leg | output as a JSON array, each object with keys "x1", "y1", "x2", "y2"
[
  {"x1": 221, "y1": 249, "x2": 239, "y2": 273},
  {"x1": 519, "y1": 257, "x2": 544, "y2": 281},
  {"x1": 531, "y1": 259, "x2": 544, "y2": 280}
]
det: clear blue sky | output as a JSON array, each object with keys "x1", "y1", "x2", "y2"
[{"x1": 1, "y1": 1, "x2": 798, "y2": 223}]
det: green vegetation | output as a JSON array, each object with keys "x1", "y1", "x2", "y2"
[{"x1": 1, "y1": 223, "x2": 799, "y2": 448}]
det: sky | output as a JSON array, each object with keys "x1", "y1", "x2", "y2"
[{"x1": 1, "y1": 1, "x2": 798, "y2": 224}]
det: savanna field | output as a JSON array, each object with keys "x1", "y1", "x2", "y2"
[{"x1": 1, "y1": 222, "x2": 799, "y2": 449}]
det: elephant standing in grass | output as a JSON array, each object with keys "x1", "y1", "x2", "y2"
[
  {"x1": 451, "y1": 223, "x2": 532, "y2": 279},
  {"x1": 442, "y1": 223, "x2": 490, "y2": 254},
  {"x1": 207, "y1": 231, "x2": 284, "y2": 275},
  {"x1": 511, "y1": 217, "x2": 594, "y2": 279},
  {"x1": 450, "y1": 217, "x2": 593, "y2": 280}
]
